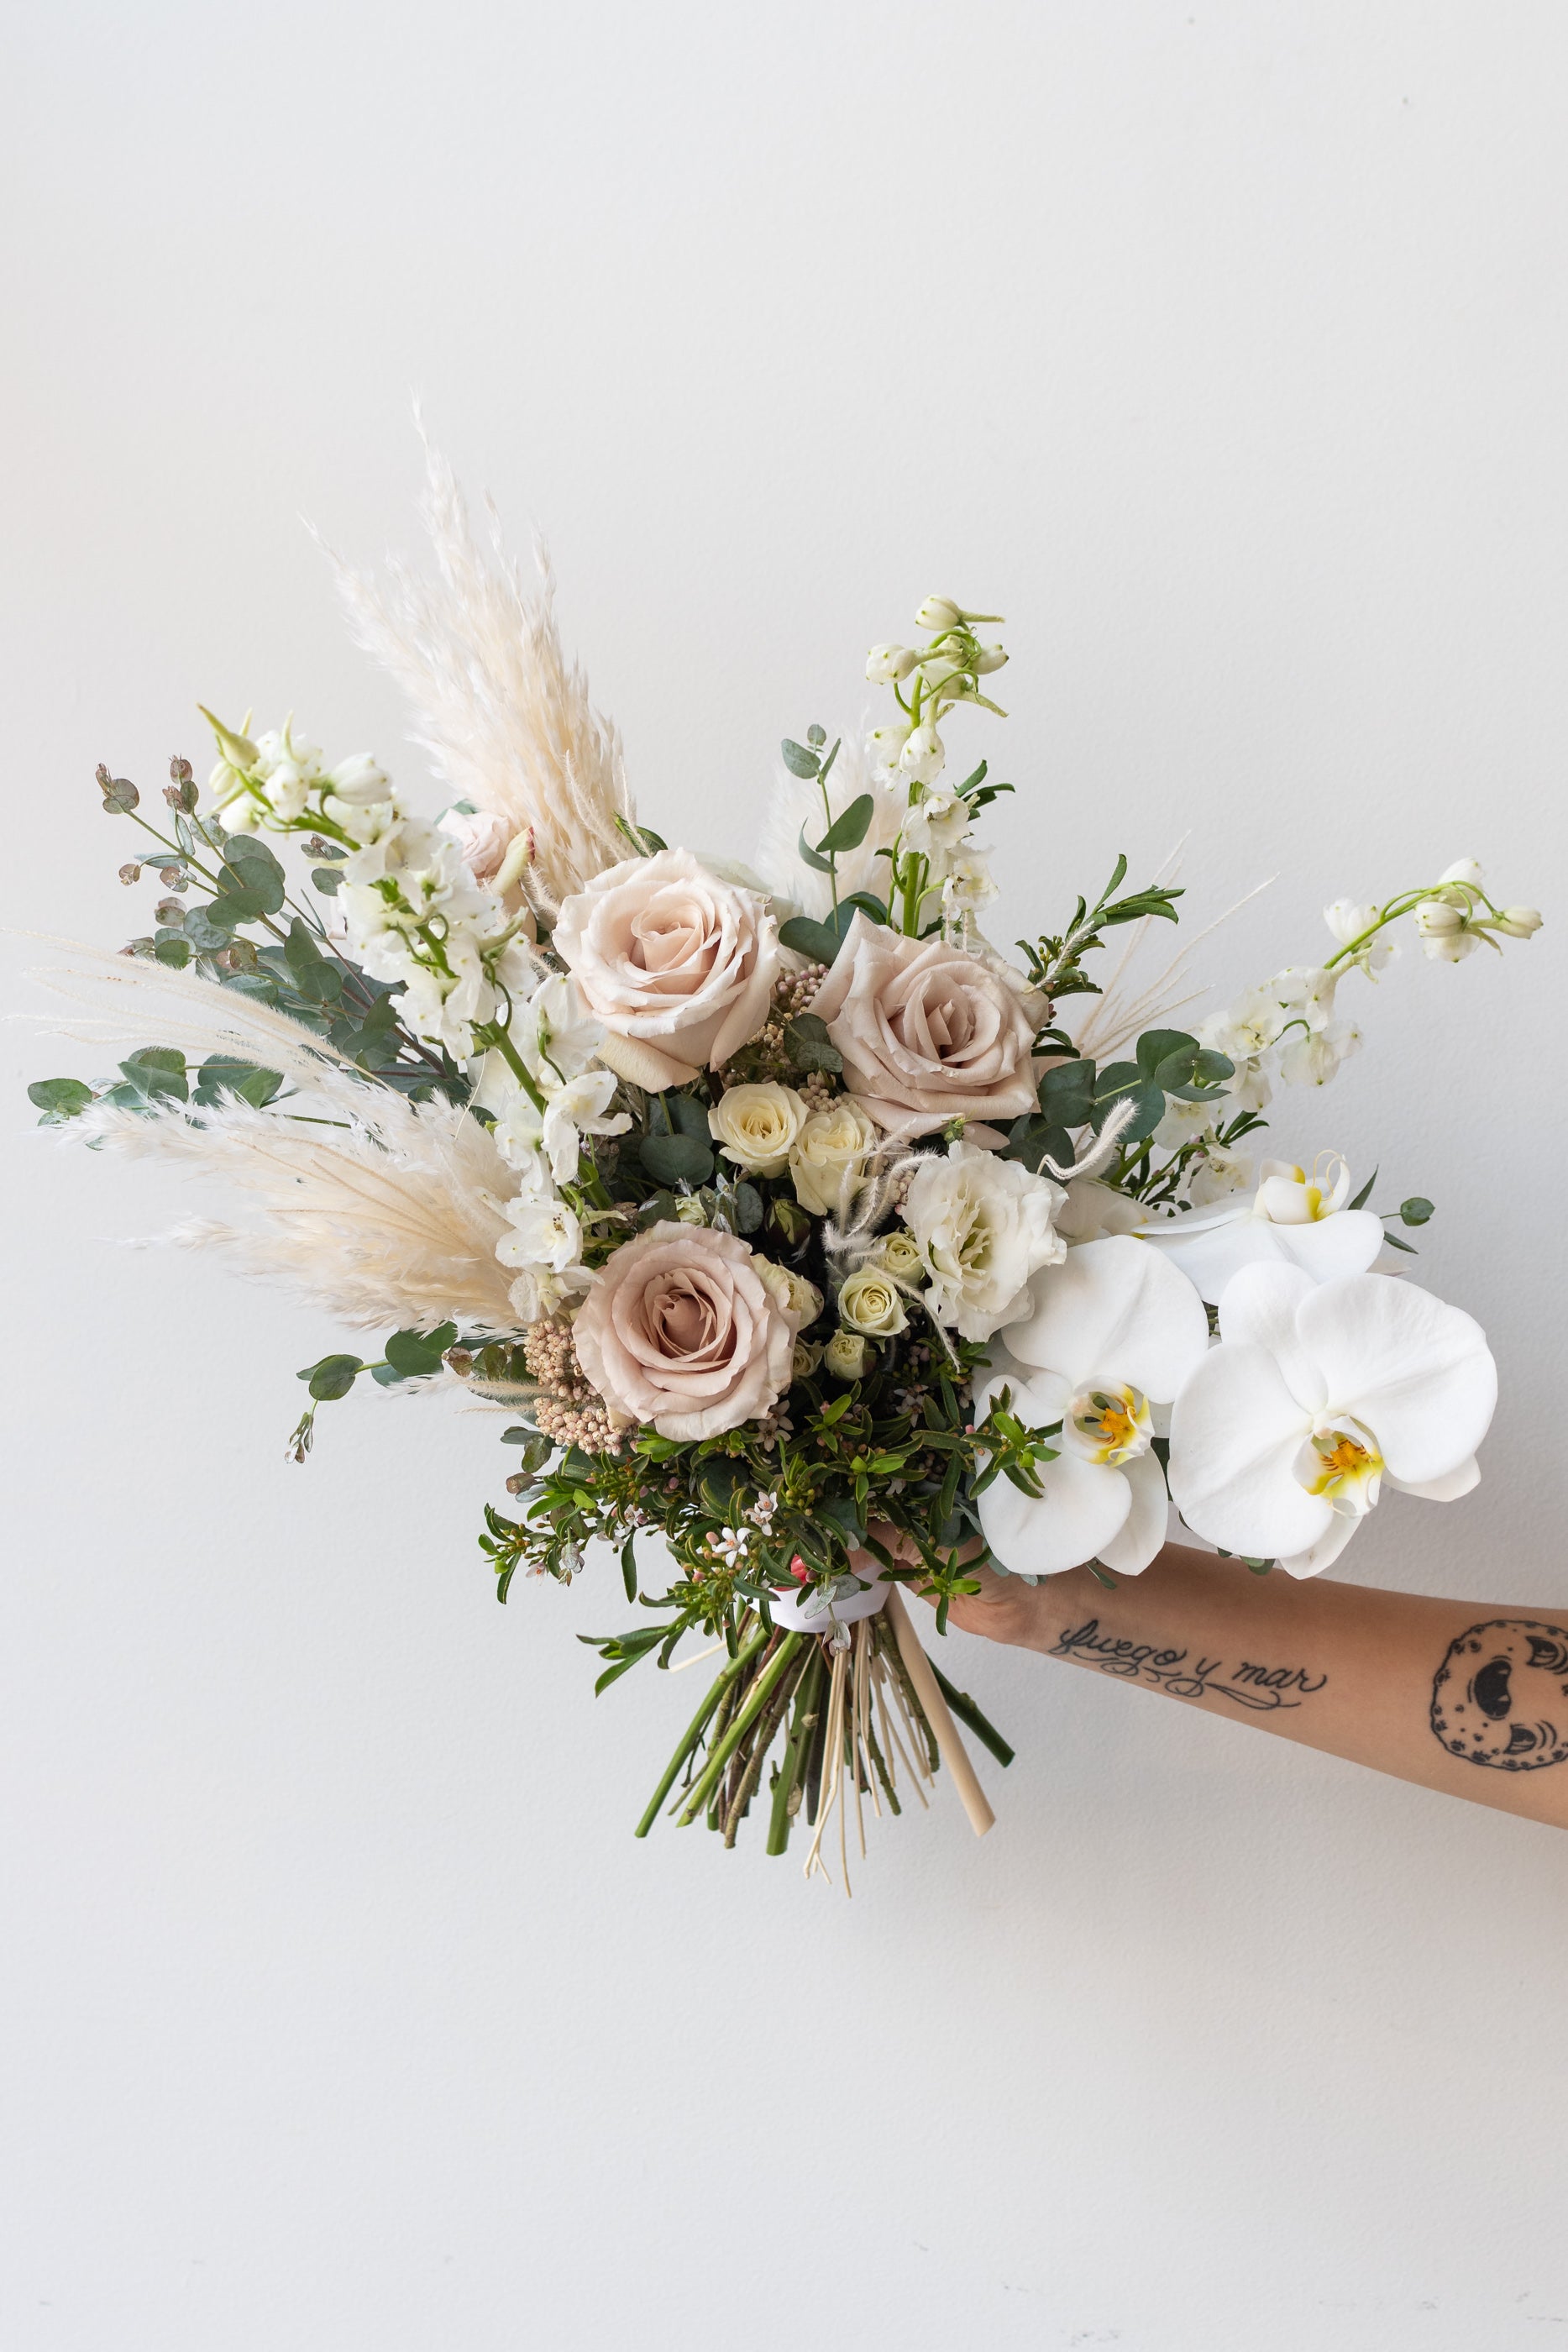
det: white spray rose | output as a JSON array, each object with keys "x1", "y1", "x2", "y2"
[
  {"x1": 788, "y1": 1096, "x2": 878, "y2": 1216},
  {"x1": 836, "y1": 1264, "x2": 910, "y2": 1338},
  {"x1": 870, "y1": 1227, "x2": 924, "y2": 1285},
  {"x1": 708, "y1": 1082, "x2": 810, "y2": 1177},
  {"x1": 823, "y1": 1330, "x2": 872, "y2": 1381},
  {"x1": 904, "y1": 1141, "x2": 1067, "y2": 1342}
]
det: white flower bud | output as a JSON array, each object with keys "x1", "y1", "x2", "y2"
[
  {"x1": 1495, "y1": 906, "x2": 1543, "y2": 937},
  {"x1": 328, "y1": 753, "x2": 392, "y2": 805},
  {"x1": 915, "y1": 596, "x2": 963, "y2": 632},
  {"x1": 1415, "y1": 900, "x2": 1466, "y2": 936},
  {"x1": 971, "y1": 643, "x2": 1009, "y2": 674},
  {"x1": 222, "y1": 794, "x2": 264, "y2": 834},
  {"x1": 1438, "y1": 858, "x2": 1483, "y2": 888},
  {"x1": 865, "y1": 643, "x2": 918, "y2": 685},
  {"x1": 822, "y1": 1329, "x2": 872, "y2": 1382},
  {"x1": 264, "y1": 762, "x2": 310, "y2": 822}
]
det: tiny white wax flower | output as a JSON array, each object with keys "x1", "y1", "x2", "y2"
[
  {"x1": 1169, "y1": 1263, "x2": 1497, "y2": 1577},
  {"x1": 866, "y1": 643, "x2": 917, "y2": 684}
]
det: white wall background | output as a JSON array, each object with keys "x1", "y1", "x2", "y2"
[{"x1": 4, "y1": 5, "x2": 1567, "y2": 2346}]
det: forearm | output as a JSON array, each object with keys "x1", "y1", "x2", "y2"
[{"x1": 982, "y1": 1544, "x2": 1568, "y2": 1830}]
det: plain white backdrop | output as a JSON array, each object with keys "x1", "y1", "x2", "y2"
[{"x1": 4, "y1": 5, "x2": 1567, "y2": 2347}]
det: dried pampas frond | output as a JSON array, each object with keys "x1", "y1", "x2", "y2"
[
  {"x1": 318, "y1": 420, "x2": 634, "y2": 917},
  {"x1": 1071, "y1": 859, "x2": 1275, "y2": 1063},
  {"x1": 18, "y1": 936, "x2": 364, "y2": 1097},
  {"x1": 753, "y1": 727, "x2": 903, "y2": 921},
  {"x1": 71, "y1": 1081, "x2": 522, "y2": 1336}
]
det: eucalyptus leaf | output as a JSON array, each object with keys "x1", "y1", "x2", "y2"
[
  {"x1": 815, "y1": 793, "x2": 875, "y2": 855},
  {"x1": 28, "y1": 1077, "x2": 93, "y2": 1122},
  {"x1": 780, "y1": 738, "x2": 821, "y2": 779},
  {"x1": 640, "y1": 1131, "x2": 714, "y2": 1186},
  {"x1": 784, "y1": 1013, "x2": 842, "y2": 1074},
  {"x1": 299, "y1": 1352, "x2": 362, "y2": 1401}
]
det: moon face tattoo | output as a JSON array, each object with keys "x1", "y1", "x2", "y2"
[{"x1": 1430, "y1": 1620, "x2": 1568, "y2": 1772}]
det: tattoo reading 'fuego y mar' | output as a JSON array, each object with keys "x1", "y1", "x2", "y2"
[
  {"x1": 1430, "y1": 1620, "x2": 1568, "y2": 1772},
  {"x1": 1048, "y1": 1619, "x2": 1329, "y2": 1714}
]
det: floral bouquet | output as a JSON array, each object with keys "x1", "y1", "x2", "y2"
[{"x1": 25, "y1": 447, "x2": 1542, "y2": 1885}]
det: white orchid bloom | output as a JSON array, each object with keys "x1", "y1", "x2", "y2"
[
  {"x1": 1135, "y1": 1152, "x2": 1383, "y2": 1304},
  {"x1": 975, "y1": 1236, "x2": 1209, "y2": 1578},
  {"x1": 1169, "y1": 1263, "x2": 1496, "y2": 1578}
]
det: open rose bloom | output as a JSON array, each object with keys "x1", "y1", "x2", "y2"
[{"x1": 35, "y1": 551, "x2": 1539, "y2": 1880}]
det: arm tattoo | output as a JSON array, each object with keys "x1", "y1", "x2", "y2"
[
  {"x1": 1049, "y1": 1617, "x2": 1328, "y2": 1714},
  {"x1": 1430, "y1": 1620, "x2": 1568, "y2": 1772}
]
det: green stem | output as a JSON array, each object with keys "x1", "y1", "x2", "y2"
[
  {"x1": 677, "y1": 1632, "x2": 803, "y2": 1826},
  {"x1": 766, "y1": 1646, "x2": 826, "y2": 1854},
  {"x1": 632, "y1": 1628, "x2": 768, "y2": 1838},
  {"x1": 929, "y1": 1662, "x2": 1015, "y2": 1768},
  {"x1": 477, "y1": 1023, "x2": 549, "y2": 1116}
]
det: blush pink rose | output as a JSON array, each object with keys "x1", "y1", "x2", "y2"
[
  {"x1": 438, "y1": 806, "x2": 514, "y2": 882},
  {"x1": 551, "y1": 849, "x2": 780, "y2": 1093},
  {"x1": 572, "y1": 1223, "x2": 799, "y2": 1441},
  {"x1": 810, "y1": 911, "x2": 1040, "y2": 1140}
]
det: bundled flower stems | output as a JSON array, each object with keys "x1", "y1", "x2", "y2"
[{"x1": 26, "y1": 443, "x2": 1543, "y2": 1882}]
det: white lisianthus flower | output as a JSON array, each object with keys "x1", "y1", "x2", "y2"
[
  {"x1": 977, "y1": 1236, "x2": 1208, "y2": 1577},
  {"x1": 708, "y1": 1081, "x2": 810, "y2": 1177},
  {"x1": 898, "y1": 722, "x2": 945, "y2": 785},
  {"x1": 866, "y1": 643, "x2": 918, "y2": 684},
  {"x1": 788, "y1": 1097, "x2": 878, "y2": 1218},
  {"x1": 823, "y1": 1329, "x2": 871, "y2": 1381},
  {"x1": 1280, "y1": 1015, "x2": 1363, "y2": 1086},
  {"x1": 836, "y1": 1264, "x2": 909, "y2": 1338},
  {"x1": 1135, "y1": 1152, "x2": 1383, "y2": 1304},
  {"x1": 1324, "y1": 899, "x2": 1396, "y2": 975},
  {"x1": 1169, "y1": 1263, "x2": 1497, "y2": 1577},
  {"x1": 904, "y1": 1141, "x2": 1067, "y2": 1341}
]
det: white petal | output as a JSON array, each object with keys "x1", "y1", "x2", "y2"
[
  {"x1": 1167, "y1": 1338, "x2": 1334, "y2": 1559},
  {"x1": 1097, "y1": 1447, "x2": 1170, "y2": 1575},
  {"x1": 979, "y1": 1450, "x2": 1133, "y2": 1577},
  {"x1": 1385, "y1": 1455, "x2": 1481, "y2": 1502},
  {"x1": 1275, "y1": 1210, "x2": 1385, "y2": 1284},
  {"x1": 1215, "y1": 1263, "x2": 1328, "y2": 1416},
  {"x1": 1277, "y1": 1515, "x2": 1360, "y2": 1578},
  {"x1": 1297, "y1": 1275, "x2": 1497, "y2": 1483},
  {"x1": 1005, "y1": 1235, "x2": 1209, "y2": 1401}
]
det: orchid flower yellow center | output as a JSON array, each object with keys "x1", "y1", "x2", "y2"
[
  {"x1": 1067, "y1": 1382, "x2": 1152, "y2": 1469},
  {"x1": 1255, "y1": 1152, "x2": 1351, "y2": 1226},
  {"x1": 1294, "y1": 1419, "x2": 1385, "y2": 1518}
]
